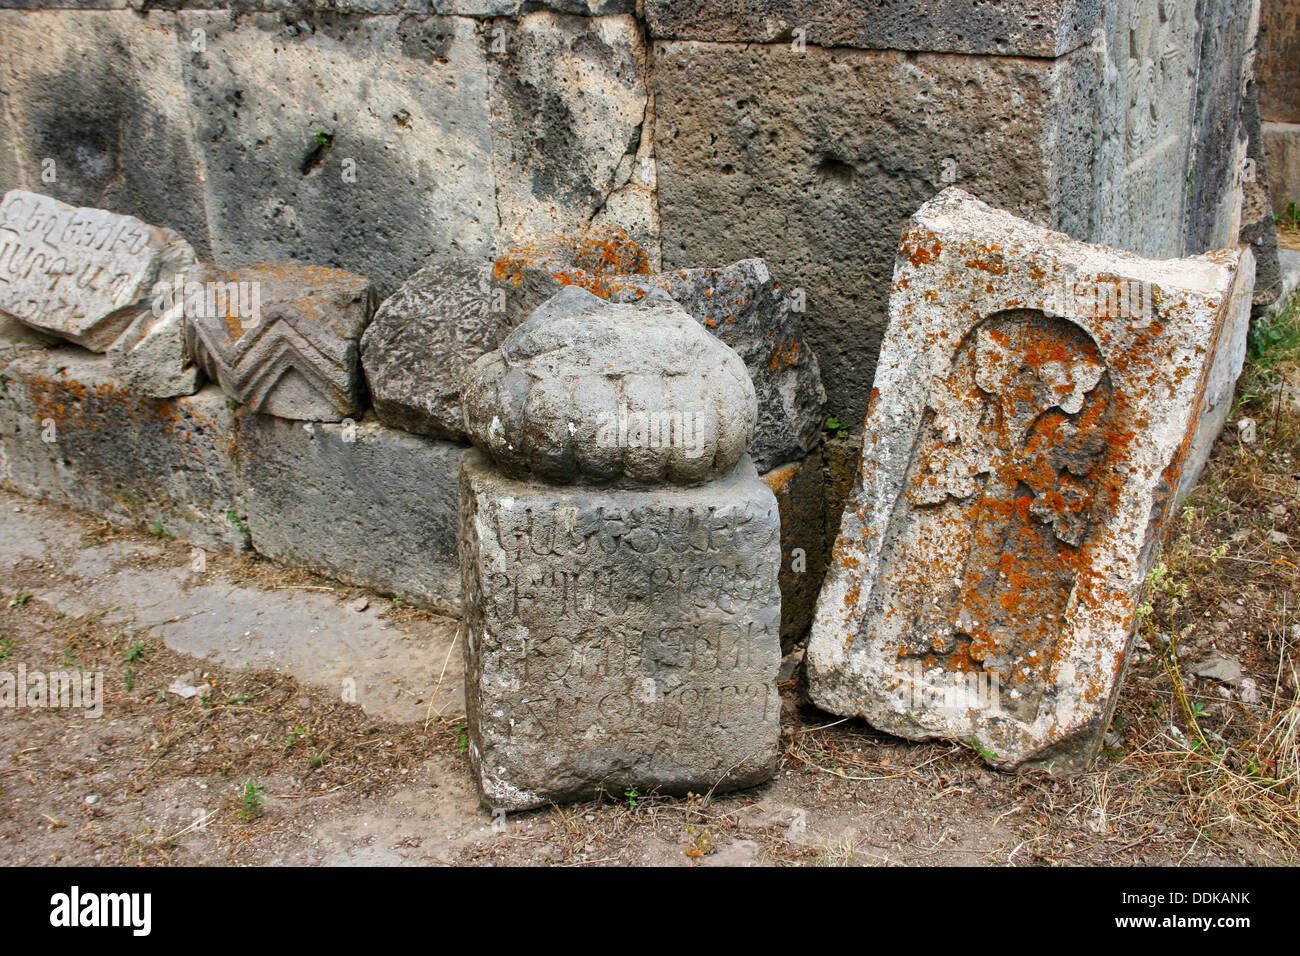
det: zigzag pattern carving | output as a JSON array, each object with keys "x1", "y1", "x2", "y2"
[{"x1": 184, "y1": 262, "x2": 375, "y2": 421}]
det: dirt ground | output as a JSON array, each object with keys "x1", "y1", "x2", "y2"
[{"x1": 1, "y1": 303, "x2": 1297, "y2": 867}]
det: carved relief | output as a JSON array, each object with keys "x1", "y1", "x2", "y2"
[{"x1": 884, "y1": 310, "x2": 1118, "y2": 721}]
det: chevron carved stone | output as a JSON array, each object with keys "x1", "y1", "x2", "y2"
[{"x1": 185, "y1": 262, "x2": 376, "y2": 421}]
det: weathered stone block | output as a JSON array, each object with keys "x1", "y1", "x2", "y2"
[
  {"x1": 185, "y1": 262, "x2": 375, "y2": 421},
  {"x1": 488, "y1": 12, "x2": 657, "y2": 259},
  {"x1": 1264, "y1": 121, "x2": 1300, "y2": 216},
  {"x1": 651, "y1": 0, "x2": 1254, "y2": 429},
  {"x1": 495, "y1": 236, "x2": 826, "y2": 471},
  {"x1": 0, "y1": 190, "x2": 200, "y2": 396},
  {"x1": 643, "y1": 0, "x2": 1101, "y2": 56},
  {"x1": 0, "y1": 12, "x2": 211, "y2": 257},
  {"x1": 234, "y1": 414, "x2": 464, "y2": 613},
  {"x1": 174, "y1": 11, "x2": 496, "y2": 297},
  {"x1": 459, "y1": 448, "x2": 781, "y2": 810},
  {"x1": 462, "y1": 286, "x2": 756, "y2": 485},
  {"x1": 1258, "y1": 0, "x2": 1300, "y2": 124},
  {"x1": 0, "y1": 346, "x2": 244, "y2": 550},
  {"x1": 805, "y1": 189, "x2": 1252, "y2": 771},
  {"x1": 360, "y1": 255, "x2": 511, "y2": 441},
  {"x1": 760, "y1": 448, "x2": 824, "y2": 651}
]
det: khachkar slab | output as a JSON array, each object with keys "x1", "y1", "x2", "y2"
[
  {"x1": 460, "y1": 450, "x2": 782, "y2": 810},
  {"x1": 185, "y1": 262, "x2": 376, "y2": 421},
  {"x1": 360, "y1": 254, "x2": 509, "y2": 441},
  {"x1": 805, "y1": 188, "x2": 1254, "y2": 771},
  {"x1": 0, "y1": 190, "x2": 199, "y2": 397},
  {"x1": 458, "y1": 287, "x2": 781, "y2": 810}
]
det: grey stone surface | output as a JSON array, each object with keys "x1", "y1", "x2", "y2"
[
  {"x1": 1272, "y1": 248, "x2": 1300, "y2": 318},
  {"x1": 1182, "y1": 0, "x2": 1259, "y2": 257},
  {"x1": 0, "y1": 346, "x2": 245, "y2": 551},
  {"x1": 0, "y1": 12, "x2": 211, "y2": 257},
  {"x1": 1, "y1": 324, "x2": 467, "y2": 610},
  {"x1": 360, "y1": 255, "x2": 510, "y2": 441},
  {"x1": 185, "y1": 261, "x2": 376, "y2": 421},
  {"x1": 650, "y1": 0, "x2": 1258, "y2": 426},
  {"x1": 1264, "y1": 121, "x2": 1300, "y2": 216},
  {"x1": 605, "y1": 260, "x2": 826, "y2": 471},
  {"x1": 234, "y1": 414, "x2": 464, "y2": 614},
  {"x1": 651, "y1": 42, "x2": 1064, "y2": 429},
  {"x1": 0, "y1": 496, "x2": 463, "y2": 724},
  {"x1": 175, "y1": 11, "x2": 496, "y2": 297},
  {"x1": 1258, "y1": 0, "x2": 1300, "y2": 123},
  {"x1": 462, "y1": 285, "x2": 756, "y2": 485},
  {"x1": 644, "y1": 0, "x2": 1101, "y2": 57},
  {"x1": 805, "y1": 189, "x2": 1250, "y2": 771},
  {"x1": 488, "y1": 12, "x2": 658, "y2": 262},
  {"x1": 459, "y1": 448, "x2": 781, "y2": 810},
  {"x1": 0, "y1": 190, "x2": 200, "y2": 396},
  {"x1": 1239, "y1": 75, "x2": 1282, "y2": 311},
  {"x1": 496, "y1": 248, "x2": 827, "y2": 472}
]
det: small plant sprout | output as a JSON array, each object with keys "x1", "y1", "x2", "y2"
[{"x1": 240, "y1": 783, "x2": 265, "y2": 820}]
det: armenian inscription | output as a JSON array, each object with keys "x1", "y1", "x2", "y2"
[
  {"x1": 0, "y1": 190, "x2": 187, "y2": 351},
  {"x1": 458, "y1": 289, "x2": 781, "y2": 811}
]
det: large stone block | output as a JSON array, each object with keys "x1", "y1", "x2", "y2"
[
  {"x1": 1265, "y1": 121, "x2": 1300, "y2": 216},
  {"x1": 1258, "y1": 0, "x2": 1300, "y2": 124},
  {"x1": 360, "y1": 254, "x2": 510, "y2": 441},
  {"x1": 651, "y1": 0, "x2": 1256, "y2": 427},
  {"x1": 234, "y1": 414, "x2": 464, "y2": 613},
  {"x1": 805, "y1": 189, "x2": 1251, "y2": 771},
  {"x1": 185, "y1": 262, "x2": 376, "y2": 421},
  {"x1": 459, "y1": 449, "x2": 781, "y2": 810},
  {"x1": 0, "y1": 346, "x2": 244, "y2": 551},
  {"x1": 0, "y1": 11, "x2": 211, "y2": 257},
  {"x1": 176, "y1": 11, "x2": 496, "y2": 296},
  {"x1": 651, "y1": 42, "x2": 1065, "y2": 429},
  {"x1": 487, "y1": 12, "x2": 657, "y2": 260},
  {"x1": 0, "y1": 190, "x2": 200, "y2": 396},
  {"x1": 644, "y1": 0, "x2": 1100, "y2": 57}
]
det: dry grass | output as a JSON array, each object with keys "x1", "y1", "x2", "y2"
[{"x1": 1121, "y1": 292, "x2": 1300, "y2": 861}]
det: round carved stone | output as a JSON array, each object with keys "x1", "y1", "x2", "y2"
[{"x1": 461, "y1": 285, "x2": 757, "y2": 485}]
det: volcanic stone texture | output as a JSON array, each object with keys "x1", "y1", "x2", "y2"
[
  {"x1": 459, "y1": 448, "x2": 781, "y2": 810},
  {"x1": 360, "y1": 254, "x2": 509, "y2": 441},
  {"x1": 804, "y1": 188, "x2": 1255, "y2": 772},
  {"x1": 185, "y1": 262, "x2": 376, "y2": 422}
]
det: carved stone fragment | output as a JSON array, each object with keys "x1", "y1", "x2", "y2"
[
  {"x1": 185, "y1": 261, "x2": 376, "y2": 421},
  {"x1": 0, "y1": 189, "x2": 199, "y2": 397},
  {"x1": 459, "y1": 449, "x2": 781, "y2": 811},
  {"x1": 461, "y1": 285, "x2": 756, "y2": 486},
  {"x1": 805, "y1": 188, "x2": 1255, "y2": 770},
  {"x1": 360, "y1": 255, "x2": 509, "y2": 441}
]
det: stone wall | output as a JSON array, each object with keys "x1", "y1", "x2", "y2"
[{"x1": 0, "y1": 0, "x2": 1265, "y2": 429}]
